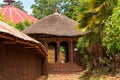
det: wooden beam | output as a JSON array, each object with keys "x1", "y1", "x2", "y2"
[
  {"x1": 24, "y1": 46, "x2": 37, "y2": 49},
  {"x1": 2, "y1": 41, "x2": 16, "y2": 44},
  {"x1": 16, "y1": 40, "x2": 35, "y2": 46},
  {"x1": 0, "y1": 34, "x2": 14, "y2": 40}
]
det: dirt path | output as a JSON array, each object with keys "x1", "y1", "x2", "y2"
[
  {"x1": 37, "y1": 72, "x2": 120, "y2": 80},
  {"x1": 46, "y1": 72, "x2": 83, "y2": 80}
]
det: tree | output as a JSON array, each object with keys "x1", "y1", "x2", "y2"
[
  {"x1": 61, "y1": 0, "x2": 80, "y2": 20},
  {"x1": 31, "y1": 0, "x2": 80, "y2": 20},
  {"x1": 103, "y1": 0, "x2": 120, "y2": 56},
  {"x1": 102, "y1": 0, "x2": 120, "y2": 72},
  {"x1": 31, "y1": 0, "x2": 60, "y2": 19},
  {"x1": 77, "y1": 0, "x2": 117, "y2": 70},
  {"x1": 13, "y1": 1, "x2": 26, "y2": 12}
]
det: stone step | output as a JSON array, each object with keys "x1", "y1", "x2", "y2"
[
  {"x1": 48, "y1": 63, "x2": 83, "y2": 73},
  {"x1": 47, "y1": 72, "x2": 83, "y2": 80}
]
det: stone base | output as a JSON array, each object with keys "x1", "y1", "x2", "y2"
[{"x1": 48, "y1": 63, "x2": 84, "y2": 74}]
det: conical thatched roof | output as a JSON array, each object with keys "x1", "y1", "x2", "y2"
[
  {"x1": 0, "y1": 5, "x2": 38, "y2": 24},
  {"x1": 23, "y1": 12, "x2": 82, "y2": 37},
  {"x1": 0, "y1": 21, "x2": 46, "y2": 56}
]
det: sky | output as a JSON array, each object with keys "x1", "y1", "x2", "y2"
[{"x1": 0, "y1": 0, "x2": 34, "y2": 14}]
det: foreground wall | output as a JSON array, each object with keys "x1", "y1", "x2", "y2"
[{"x1": 0, "y1": 44, "x2": 42, "y2": 80}]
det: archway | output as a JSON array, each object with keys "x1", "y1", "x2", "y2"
[
  {"x1": 60, "y1": 41, "x2": 69, "y2": 63},
  {"x1": 48, "y1": 42, "x2": 57, "y2": 63}
]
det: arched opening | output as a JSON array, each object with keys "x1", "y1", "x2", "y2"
[
  {"x1": 60, "y1": 41, "x2": 69, "y2": 63},
  {"x1": 48, "y1": 42, "x2": 57, "y2": 63}
]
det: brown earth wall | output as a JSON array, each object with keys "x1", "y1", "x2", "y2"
[{"x1": 0, "y1": 44, "x2": 42, "y2": 80}]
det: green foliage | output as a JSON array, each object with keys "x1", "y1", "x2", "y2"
[
  {"x1": 0, "y1": 13, "x2": 30, "y2": 31},
  {"x1": 61, "y1": 0, "x2": 80, "y2": 20},
  {"x1": 77, "y1": 37, "x2": 89, "y2": 54},
  {"x1": 14, "y1": 1, "x2": 26, "y2": 12},
  {"x1": 31, "y1": 0, "x2": 61, "y2": 19},
  {"x1": 15, "y1": 19, "x2": 31, "y2": 31},
  {"x1": 102, "y1": 0, "x2": 120, "y2": 56},
  {"x1": 78, "y1": 0, "x2": 116, "y2": 30},
  {"x1": 60, "y1": 46, "x2": 66, "y2": 53},
  {"x1": 31, "y1": 0, "x2": 80, "y2": 20},
  {"x1": 15, "y1": 23, "x2": 24, "y2": 31},
  {"x1": 0, "y1": 13, "x2": 5, "y2": 21},
  {"x1": 77, "y1": 0, "x2": 117, "y2": 71},
  {"x1": 6, "y1": 16, "x2": 14, "y2": 27},
  {"x1": 77, "y1": 33, "x2": 95, "y2": 66},
  {"x1": 77, "y1": 0, "x2": 117, "y2": 55}
]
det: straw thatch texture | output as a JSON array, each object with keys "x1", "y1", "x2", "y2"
[
  {"x1": 0, "y1": 21, "x2": 47, "y2": 56},
  {"x1": 23, "y1": 12, "x2": 82, "y2": 36}
]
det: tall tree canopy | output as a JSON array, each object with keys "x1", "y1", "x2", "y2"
[
  {"x1": 31, "y1": 0, "x2": 80, "y2": 20},
  {"x1": 102, "y1": 0, "x2": 120, "y2": 56},
  {"x1": 77, "y1": 0, "x2": 117, "y2": 69},
  {"x1": 77, "y1": 0, "x2": 116, "y2": 53}
]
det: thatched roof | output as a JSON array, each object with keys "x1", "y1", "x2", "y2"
[
  {"x1": 0, "y1": 21, "x2": 46, "y2": 56},
  {"x1": 23, "y1": 12, "x2": 83, "y2": 37}
]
